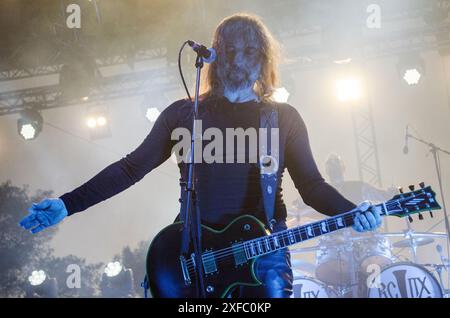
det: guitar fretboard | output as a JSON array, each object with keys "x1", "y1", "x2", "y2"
[{"x1": 242, "y1": 204, "x2": 387, "y2": 259}]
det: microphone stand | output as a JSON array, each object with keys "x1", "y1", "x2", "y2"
[
  {"x1": 180, "y1": 53, "x2": 206, "y2": 298},
  {"x1": 407, "y1": 132, "x2": 450, "y2": 288}
]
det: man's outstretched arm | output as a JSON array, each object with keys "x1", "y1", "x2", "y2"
[{"x1": 19, "y1": 100, "x2": 184, "y2": 233}]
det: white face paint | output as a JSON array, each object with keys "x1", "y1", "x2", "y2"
[{"x1": 216, "y1": 35, "x2": 262, "y2": 103}]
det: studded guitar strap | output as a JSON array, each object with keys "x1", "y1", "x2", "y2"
[{"x1": 259, "y1": 104, "x2": 280, "y2": 231}]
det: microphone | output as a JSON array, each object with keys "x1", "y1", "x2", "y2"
[
  {"x1": 403, "y1": 125, "x2": 409, "y2": 154},
  {"x1": 187, "y1": 40, "x2": 216, "y2": 63}
]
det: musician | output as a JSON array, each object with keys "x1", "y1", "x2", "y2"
[
  {"x1": 324, "y1": 153, "x2": 396, "y2": 204},
  {"x1": 19, "y1": 13, "x2": 382, "y2": 298}
]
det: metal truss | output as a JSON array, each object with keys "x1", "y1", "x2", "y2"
[
  {"x1": 0, "y1": 66, "x2": 180, "y2": 116},
  {"x1": 351, "y1": 99, "x2": 383, "y2": 188},
  {"x1": 0, "y1": 47, "x2": 168, "y2": 81}
]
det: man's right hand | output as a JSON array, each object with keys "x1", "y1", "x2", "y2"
[{"x1": 19, "y1": 198, "x2": 68, "y2": 234}]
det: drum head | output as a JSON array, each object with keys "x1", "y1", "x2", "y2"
[
  {"x1": 292, "y1": 277, "x2": 337, "y2": 298},
  {"x1": 367, "y1": 262, "x2": 443, "y2": 298}
]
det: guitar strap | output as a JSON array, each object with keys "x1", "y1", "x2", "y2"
[{"x1": 259, "y1": 104, "x2": 279, "y2": 231}]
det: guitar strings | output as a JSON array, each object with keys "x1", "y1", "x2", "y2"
[
  {"x1": 183, "y1": 197, "x2": 420, "y2": 271},
  {"x1": 184, "y1": 212, "x2": 358, "y2": 271},
  {"x1": 202, "y1": 196, "x2": 424, "y2": 262},
  {"x1": 196, "y1": 206, "x2": 377, "y2": 263},
  {"x1": 185, "y1": 201, "x2": 400, "y2": 269}
]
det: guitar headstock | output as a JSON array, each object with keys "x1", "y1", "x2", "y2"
[{"x1": 386, "y1": 183, "x2": 441, "y2": 221}]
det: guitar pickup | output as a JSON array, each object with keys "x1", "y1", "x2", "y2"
[
  {"x1": 202, "y1": 250, "x2": 217, "y2": 275},
  {"x1": 232, "y1": 243, "x2": 247, "y2": 266}
]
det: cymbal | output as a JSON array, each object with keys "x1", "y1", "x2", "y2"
[
  {"x1": 393, "y1": 237, "x2": 435, "y2": 248},
  {"x1": 381, "y1": 232, "x2": 448, "y2": 239}
]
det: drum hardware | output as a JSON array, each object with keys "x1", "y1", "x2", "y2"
[
  {"x1": 393, "y1": 237, "x2": 435, "y2": 249},
  {"x1": 423, "y1": 260, "x2": 450, "y2": 296},
  {"x1": 387, "y1": 215, "x2": 447, "y2": 261}
]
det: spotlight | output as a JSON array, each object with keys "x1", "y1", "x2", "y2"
[
  {"x1": 101, "y1": 261, "x2": 135, "y2": 297},
  {"x1": 145, "y1": 108, "x2": 161, "y2": 123},
  {"x1": 86, "y1": 117, "x2": 97, "y2": 128},
  {"x1": 397, "y1": 54, "x2": 425, "y2": 86},
  {"x1": 85, "y1": 106, "x2": 111, "y2": 139},
  {"x1": 86, "y1": 116, "x2": 108, "y2": 129},
  {"x1": 403, "y1": 69, "x2": 422, "y2": 85},
  {"x1": 17, "y1": 109, "x2": 43, "y2": 140},
  {"x1": 335, "y1": 77, "x2": 362, "y2": 103},
  {"x1": 28, "y1": 270, "x2": 46, "y2": 286},
  {"x1": 25, "y1": 270, "x2": 58, "y2": 298},
  {"x1": 104, "y1": 261, "x2": 123, "y2": 278},
  {"x1": 97, "y1": 116, "x2": 107, "y2": 126},
  {"x1": 272, "y1": 87, "x2": 290, "y2": 103}
]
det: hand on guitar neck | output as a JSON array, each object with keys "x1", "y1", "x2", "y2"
[{"x1": 352, "y1": 200, "x2": 383, "y2": 232}]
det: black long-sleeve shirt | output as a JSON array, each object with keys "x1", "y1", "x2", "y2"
[{"x1": 59, "y1": 96, "x2": 356, "y2": 227}]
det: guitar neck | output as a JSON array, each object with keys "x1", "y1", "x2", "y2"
[{"x1": 243, "y1": 202, "x2": 390, "y2": 259}]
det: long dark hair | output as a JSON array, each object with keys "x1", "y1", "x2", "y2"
[{"x1": 202, "y1": 13, "x2": 281, "y2": 102}]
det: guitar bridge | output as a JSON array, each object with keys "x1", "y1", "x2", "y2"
[{"x1": 179, "y1": 255, "x2": 192, "y2": 286}]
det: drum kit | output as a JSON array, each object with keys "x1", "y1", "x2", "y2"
[{"x1": 287, "y1": 208, "x2": 450, "y2": 298}]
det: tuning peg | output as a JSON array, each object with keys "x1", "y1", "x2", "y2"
[
  {"x1": 419, "y1": 182, "x2": 425, "y2": 189},
  {"x1": 398, "y1": 187, "x2": 404, "y2": 194},
  {"x1": 409, "y1": 185, "x2": 415, "y2": 191},
  {"x1": 418, "y1": 213, "x2": 424, "y2": 220},
  {"x1": 408, "y1": 215, "x2": 414, "y2": 223}
]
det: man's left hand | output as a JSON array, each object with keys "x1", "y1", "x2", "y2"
[{"x1": 352, "y1": 201, "x2": 382, "y2": 232}]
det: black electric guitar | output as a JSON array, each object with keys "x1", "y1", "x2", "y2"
[{"x1": 146, "y1": 184, "x2": 441, "y2": 298}]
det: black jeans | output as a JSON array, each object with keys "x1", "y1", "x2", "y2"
[{"x1": 233, "y1": 222, "x2": 294, "y2": 298}]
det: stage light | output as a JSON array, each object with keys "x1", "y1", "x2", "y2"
[
  {"x1": 272, "y1": 87, "x2": 290, "y2": 103},
  {"x1": 28, "y1": 270, "x2": 46, "y2": 286},
  {"x1": 25, "y1": 270, "x2": 58, "y2": 298},
  {"x1": 403, "y1": 69, "x2": 422, "y2": 85},
  {"x1": 86, "y1": 117, "x2": 97, "y2": 128},
  {"x1": 100, "y1": 262, "x2": 135, "y2": 297},
  {"x1": 105, "y1": 261, "x2": 123, "y2": 277},
  {"x1": 97, "y1": 116, "x2": 107, "y2": 126},
  {"x1": 20, "y1": 124, "x2": 37, "y2": 140},
  {"x1": 86, "y1": 115, "x2": 107, "y2": 129},
  {"x1": 17, "y1": 109, "x2": 43, "y2": 140},
  {"x1": 335, "y1": 78, "x2": 362, "y2": 103},
  {"x1": 85, "y1": 106, "x2": 111, "y2": 139},
  {"x1": 397, "y1": 54, "x2": 425, "y2": 86},
  {"x1": 145, "y1": 107, "x2": 161, "y2": 122}
]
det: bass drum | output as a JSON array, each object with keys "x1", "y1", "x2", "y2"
[
  {"x1": 367, "y1": 263, "x2": 443, "y2": 298},
  {"x1": 292, "y1": 277, "x2": 338, "y2": 298}
]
